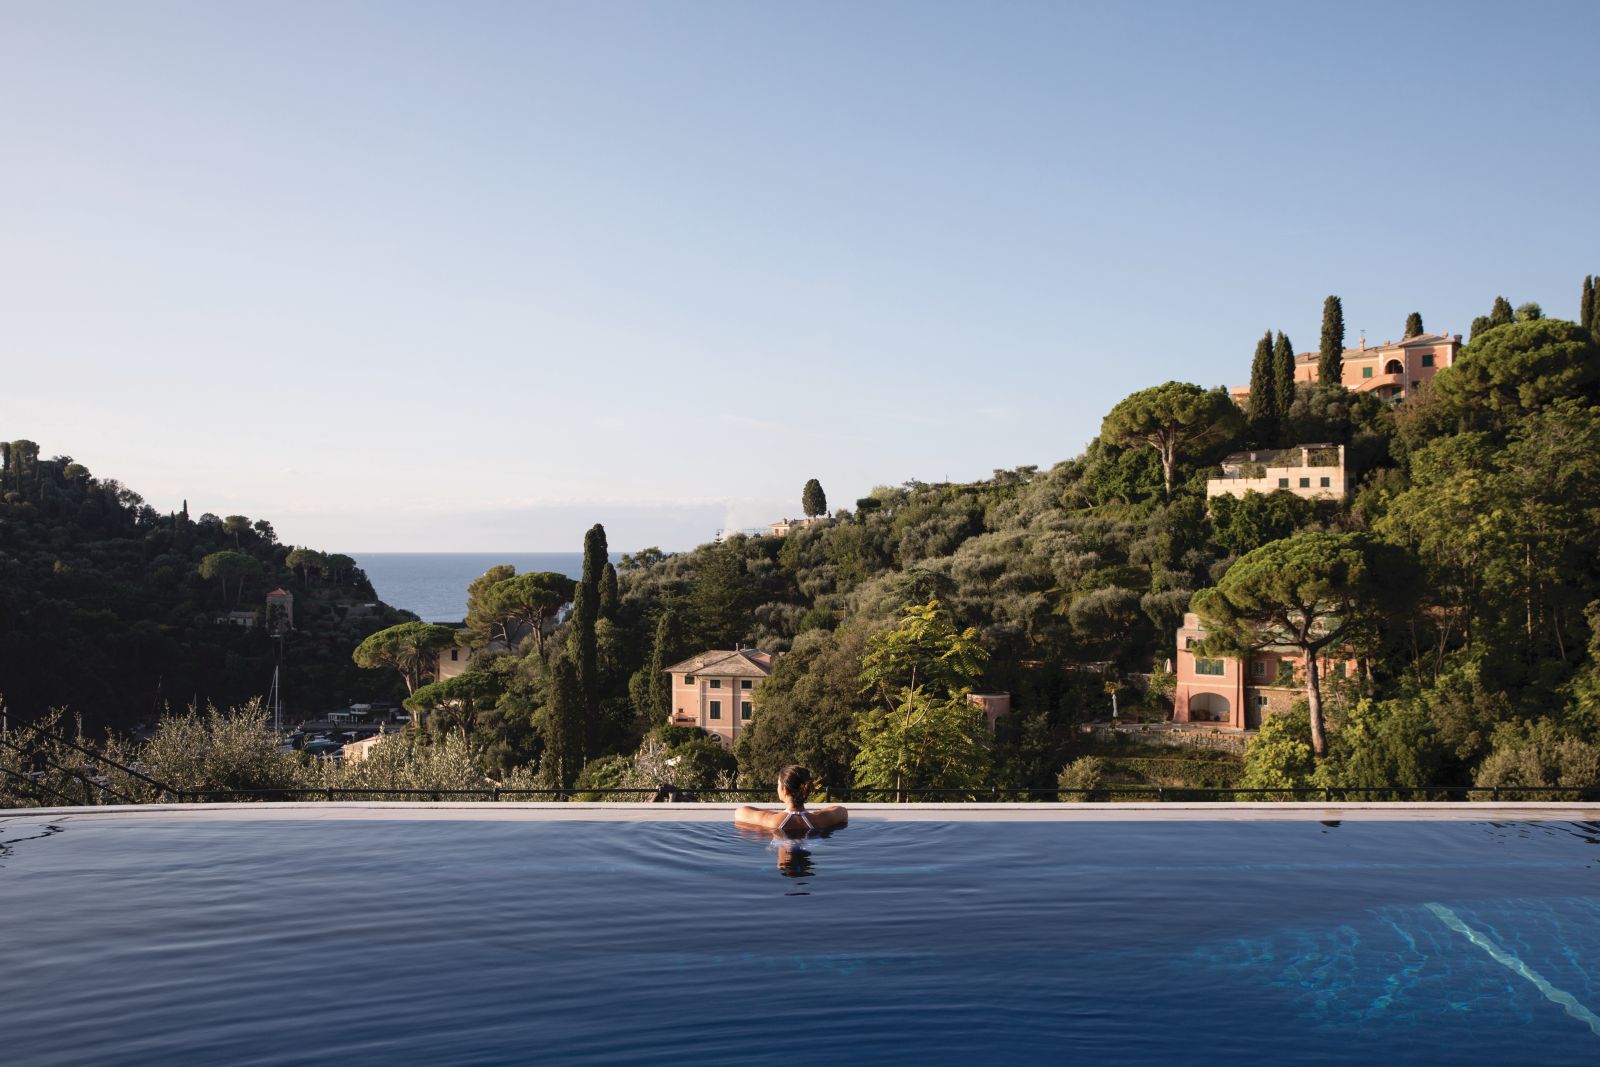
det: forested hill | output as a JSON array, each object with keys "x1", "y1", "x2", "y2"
[
  {"x1": 557, "y1": 302, "x2": 1598, "y2": 794},
  {"x1": 0, "y1": 443, "x2": 412, "y2": 731}
]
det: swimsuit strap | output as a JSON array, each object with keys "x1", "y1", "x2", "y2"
[{"x1": 777, "y1": 809, "x2": 814, "y2": 831}]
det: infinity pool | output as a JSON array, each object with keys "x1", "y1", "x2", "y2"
[{"x1": 2, "y1": 810, "x2": 1597, "y2": 1065}]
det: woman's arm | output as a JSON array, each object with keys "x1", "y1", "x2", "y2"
[
  {"x1": 734, "y1": 805, "x2": 783, "y2": 830},
  {"x1": 808, "y1": 805, "x2": 848, "y2": 830}
]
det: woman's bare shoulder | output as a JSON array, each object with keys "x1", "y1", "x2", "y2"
[
  {"x1": 734, "y1": 805, "x2": 783, "y2": 829},
  {"x1": 811, "y1": 805, "x2": 848, "y2": 828}
]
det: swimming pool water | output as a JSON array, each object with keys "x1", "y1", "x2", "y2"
[{"x1": 1, "y1": 816, "x2": 1596, "y2": 1065}]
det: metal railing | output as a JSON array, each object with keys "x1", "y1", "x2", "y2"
[
  {"x1": 13, "y1": 784, "x2": 1596, "y2": 806},
  {"x1": 3, "y1": 728, "x2": 1597, "y2": 807}
]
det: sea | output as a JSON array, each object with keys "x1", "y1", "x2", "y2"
[{"x1": 355, "y1": 552, "x2": 589, "y2": 623}]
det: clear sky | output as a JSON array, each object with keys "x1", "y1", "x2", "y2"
[{"x1": 3, "y1": 1, "x2": 1596, "y2": 553}]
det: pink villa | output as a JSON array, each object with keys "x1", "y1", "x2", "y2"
[
  {"x1": 1232, "y1": 332, "x2": 1462, "y2": 407},
  {"x1": 1173, "y1": 612, "x2": 1357, "y2": 730},
  {"x1": 664, "y1": 648, "x2": 777, "y2": 746}
]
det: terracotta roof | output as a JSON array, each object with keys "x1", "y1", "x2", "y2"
[
  {"x1": 662, "y1": 648, "x2": 777, "y2": 678},
  {"x1": 266, "y1": 588, "x2": 293, "y2": 598},
  {"x1": 1299, "y1": 333, "x2": 1459, "y2": 363}
]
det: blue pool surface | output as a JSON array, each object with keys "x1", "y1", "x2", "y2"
[{"x1": 1, "y1": 816, "x2": 1597, "y2": 1065}]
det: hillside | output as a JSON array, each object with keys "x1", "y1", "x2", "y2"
[{"x1": 0, "y1": 443, "x2": 412, "y2": 731}]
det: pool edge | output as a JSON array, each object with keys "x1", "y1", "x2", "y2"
[{"x1": 3, "y1": 801, "x2": 1598, "y2": 822}]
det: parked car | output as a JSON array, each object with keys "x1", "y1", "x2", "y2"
[{"x1": 301, "y1": 739, "x2": 343, "y2": 758}]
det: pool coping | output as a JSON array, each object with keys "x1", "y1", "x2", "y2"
[{"x1": 3, "y1": 801, "x2": 1598, "y2": 823}]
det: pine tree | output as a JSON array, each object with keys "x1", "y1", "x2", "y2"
[
  {"x1": 1489, "y1": 295, "x2": 1514, "y2": 327},
  {"x1": 1246, "y1": 330, "x2": 1275, "y2": 426},
  {"x1": 1318, "y1": 296, "x2": 1344, "y2": 386},
  {"x1": 1272, "y1": 331, "x2": 1296, "y2": 424},
  {"x1": 1470, "y1": 315, "x2": 1491, "y2": 341},
  {"x1": 802, "y1": 478, "x2": 827, "y2": 519},
  {"x1": 1404, "y1": 312, "x2": 1423, "y2": 339}
]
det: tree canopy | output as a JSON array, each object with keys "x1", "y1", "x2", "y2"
[
  {"x1": 1100, "y1": 382, "x2": 1244, "y2": 498},
  {"x1": 1193, "y1": 532, "x2": 1416, "y2": 757},
  {"x1": 353, "y1": 622, "x2": 458, "y2": 696}
]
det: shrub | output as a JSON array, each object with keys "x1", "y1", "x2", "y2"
[{"x1": 1057, "y1": 756, "x2": 1107, "y2": 800}]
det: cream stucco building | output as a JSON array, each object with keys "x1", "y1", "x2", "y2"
[{"x1": 1207, "y1": 444, "x2": 1346, "y2": 502}]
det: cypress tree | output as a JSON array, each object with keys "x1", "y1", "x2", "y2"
[
  {"x1": 543, "y1": 656, "x2": 583, "y2": 790},
  {"x1": 1489, "y1": 295, "x2": 1514, "y2": 327},
  {"x1": 645, "y1": 607, "x2": 679, "y2": 724},
  {"x1": 1580, "y1": 276, "x2": 1592, "y2": 330},
  {"x1": 1318, "y1": 296, "x2": 1345, "y2": 386},
  {"x1": 570, "y1": 522, "x2": 608, "y2": 760},
  {"x1": 1469, "y1": 315, "x2": 1491, "y2": 341},
  {"x1": 802, "y1": 478, "x2": 827, "y2": 519},
  {"x1": 599, "y1": 561, "x2": 619, "y2": 618},
  {"x1": 1246, "y1": 330, "x2": 1275, "y2": 426},
  {"x1": 1272, "y1": 331, "x2": 1296, "y2": 424},
  {"x1": 1403, "y1": 312, "x2": 1423, "y2": 339},
  {"x1": 1590, "y1": 281, "x2": 1600, "y2": 341}
]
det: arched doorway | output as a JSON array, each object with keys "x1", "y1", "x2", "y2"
[
  {"x1": 1188, "y1": 692, "x2": 1230, "y2": 724},
  {"x1": 1384, "y1": 358, "x2": 1404, "y2": 374}
]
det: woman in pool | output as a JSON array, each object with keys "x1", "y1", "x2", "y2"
[{"x1": 735, "y1": 765, "x2": 847, "y2": 837}]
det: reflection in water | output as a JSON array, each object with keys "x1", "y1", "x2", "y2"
[{"x1": 777, "y1": 843, "x2": 814, "y2": 892}]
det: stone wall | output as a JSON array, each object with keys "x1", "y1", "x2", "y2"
[{"x1": 1083, "y1": 723, "x2": 1250, "y2": 756}]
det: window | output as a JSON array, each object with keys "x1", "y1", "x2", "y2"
[
  {"x1": 1298, "y1": 477, "x2": 1310, "y2": 488},
  {"x1": 1335, "y1": 662, "x2": 1348, "y2": 679},
  {"x1": 1421, "y1": 354, "x2": 1434, "y2": 367},
  {"x1": 1411, "y1": 380, "x2": 1421, "y2": 391},
  {"x1": 450, "y1": 649, "x2": 459, "y2": 662},
  {"x1": 1255, "y1": 695, "x2": 1269, "y2": 708},
  {"x1": 1184, "y1": 637, "x2": 1198, "y2": 650},
  {"x1": 1278, "y1": 477, "x2": 1289, "y2": 488},
  {"x1": 1362, "y1": 366, "x2": 1373, "y2": 379},
  {"x1": 740, "y1": 680, "x2": 753, "y2": 690},
  {"x1": 709, "y1": 700, "x2": 721, "y2": 719},
  {"x1": 684, "y1": 675, "x2": 695, "y2": 685},
  {"x1": 740, "y1": 701, "x2": 752, "y2": 720},
  {"x1": 1320, "y1": 477, "x2": 1330, "y2": 488},
  {"x1": 1195, "y1": 658, "x2": 1225, "y2": 676},
  {"x1": 709, "y1": 679, "x2": 721, "y2": 689},
  {"x1": 1276, "y1": 661, "x2": 1295, "y2": 685},
  {"x1": 1251, "y1": 661, "x2": 1266, "y2": 678}
]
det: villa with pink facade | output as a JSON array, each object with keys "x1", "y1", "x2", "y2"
[
  {"x1": 1232, "y1": 332, "x2": 1462, "y2": 406},
  {"x1": 1172, "y1": 612, "x2": 1357, "y2": 730},
  {"x1": 663, "y1": 647, "x2": 777, "y2": 746}
]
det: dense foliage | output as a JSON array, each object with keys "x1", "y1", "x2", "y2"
[
  {"x1": 322, "y1": 298, "x2": 1599, "y2": 798},
  {"x1": 10, "y1": 285, "x2": 1600, "y2": 803},
  {"x1": 0, "y1": 446, "x2": 411, "y2": 731}
]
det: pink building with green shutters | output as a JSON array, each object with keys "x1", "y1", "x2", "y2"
[
  {"x1": 1232, "y1": 332, "x2": 1462, "y2": 407},
  {"x1": 664, "y1": 648, "x2": 777, "y2": 746},
  {"x1": 1173, "y1": 612, "x2": 1357, "y2": 730}
]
